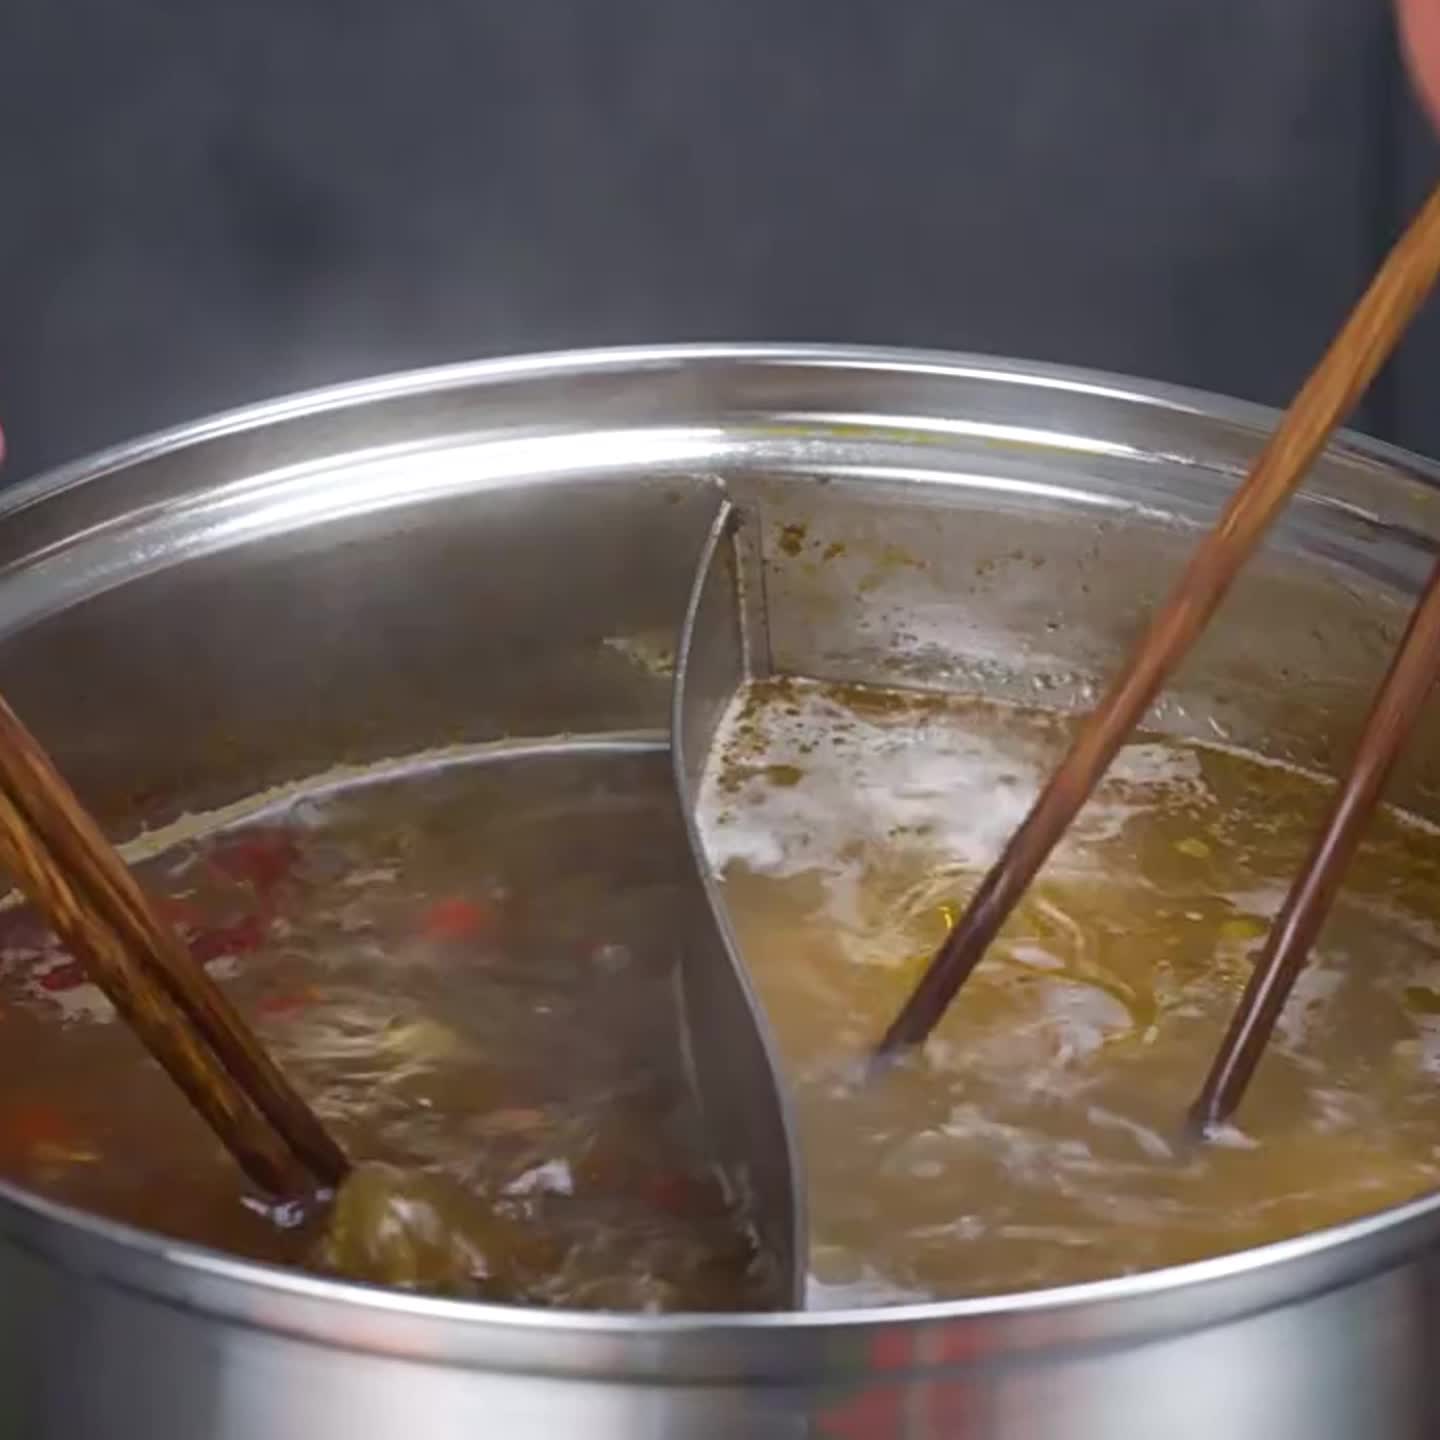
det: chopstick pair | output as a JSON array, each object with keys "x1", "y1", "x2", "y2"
[
  {"x1": 879, "y1": 183, "x2": 1440, "y2": 1134},
  {"x1": 0, "y1": 692, "x2": 347, "y2": 1195}
]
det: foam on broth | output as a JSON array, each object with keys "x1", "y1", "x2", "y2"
[{"x1": 699, "y1": 677, "x2": 1440, "y2": 1305}]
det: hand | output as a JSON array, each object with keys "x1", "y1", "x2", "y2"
[{"x1": 1399, "y1": 0, "x2": 1440, "y2": 130}]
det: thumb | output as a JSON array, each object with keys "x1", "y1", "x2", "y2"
[{"x1": 1398, "y1": 0, "x2": 1440, "y2": 132}]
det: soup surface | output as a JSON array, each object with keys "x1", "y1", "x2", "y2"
[
  {"x1": 10, "y1": 673, "x2": 1440, "y2": 1310},
  {"x1": 700, "y1": 677, "x2": 1440, "y2": 1305},
  {"x1": 0, "y1": 746, "x2": 771, "y2": 1311}
]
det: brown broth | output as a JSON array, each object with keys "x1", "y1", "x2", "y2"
[
  {"x1": 700, "y1": 678, "x2": 1440, "y2": 1305},
  {"x1": 0, "y1": 746, "x2": 770, "y2": 1312}
]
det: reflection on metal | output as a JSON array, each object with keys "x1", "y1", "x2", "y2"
[{"x1": 670, "y1": 498, "x2": 805, "y2": 1307}]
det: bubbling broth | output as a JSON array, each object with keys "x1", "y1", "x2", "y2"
[
  {"x1": 10, "y1": 677, "x2": 1440, "y2": 1313},
  {"x1": 700, "y1": 678, "x2": 1440, "y2": 1305},
  {"x1": 0, "y1": 748, "x2": 772, "y2": 1312}
]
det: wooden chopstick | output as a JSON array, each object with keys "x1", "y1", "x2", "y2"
[
  {"x1": 877, "y1": 180, "x2": 1440, "y2": 1062},
  {"x1": 1191, "y1": 557, "x2": 1440, "y2": 1131},
  {"x1": 0, "y1": 691, "x2": 348, "y2": 1196}
]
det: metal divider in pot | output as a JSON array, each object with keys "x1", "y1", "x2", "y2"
[{"x1": 670, "y1": 497, "x2": 807, "y2": 1308}]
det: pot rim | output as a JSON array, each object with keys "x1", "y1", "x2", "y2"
[{"x1": 5, "y1": 341, "x2": 1440, "y2": 1379}]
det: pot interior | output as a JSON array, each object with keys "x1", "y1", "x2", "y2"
[{"x1": 0, "y1": 347, "x2": 1438, "y2": 1320}]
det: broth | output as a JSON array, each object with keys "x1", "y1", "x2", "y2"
[
  {"x1": 700, "y1": 677, "x2": 1440, "y2": 1305},
  {"x1": 0, "y1": 747, "x2": 771, "y2": 1312},
  {"x1": 11, "y1": 672, "x2": 1440, "y2": 1311}
]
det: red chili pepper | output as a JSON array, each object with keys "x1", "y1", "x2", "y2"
[
  {"x1": 36, "y1": 960, "x2": 87, "y2": 993},
  {"x1": 206, "y1": 831, "x2": 301, "y2": 899},
  {"x1": 256, "y1": 986, "x2": 320, "y2": 1017},
  {"x1": 420, "y1": 897, "x2": 492, "y2": 941},
  {"x1": 188, "y1": 913, "x2": 266, "y2": 965},
  {"x1": 2, "y1": 1102, "x2": 74, "y2": 1150}
]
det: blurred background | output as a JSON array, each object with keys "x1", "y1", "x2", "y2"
[{"x1": 2, "y1": 0, "x2": 1438, "y2": 480}]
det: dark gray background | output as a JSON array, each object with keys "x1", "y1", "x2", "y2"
[{"x1": 1, "y1": 0, "x2": 1437, "y2": 481}]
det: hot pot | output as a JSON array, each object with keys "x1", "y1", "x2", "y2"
[{"x1": 1, "y1": 345, "x2": 1439, "y2": 1438}]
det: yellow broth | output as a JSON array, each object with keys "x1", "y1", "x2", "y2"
[{"x1": 700, "y1": 677, "x2": 1440, "y2": 1305}]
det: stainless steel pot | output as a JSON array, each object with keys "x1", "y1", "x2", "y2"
[{"x1": 3, "y1": 344, "x2": 1440, "y2": 1438}]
